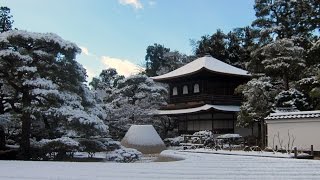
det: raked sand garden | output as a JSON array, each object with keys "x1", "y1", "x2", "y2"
[{"x1": 1, "y1": 150, "x2": 320, "y2": 180}]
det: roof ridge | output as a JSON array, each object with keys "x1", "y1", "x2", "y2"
[
  {"x1": 152, "y1": 56, "x2": 251, "y2": 81},
  {"x1": 270, "y1": 110, "x2": 320, "y2": 116}
]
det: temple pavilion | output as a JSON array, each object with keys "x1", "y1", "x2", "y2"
[{"x1": 152, "y1": 55, "x2": 257, "y2": 136}]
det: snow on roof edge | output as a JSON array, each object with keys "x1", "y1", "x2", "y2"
[
  {"x1": 265, "y1": 110, "x2": 320, "y2": 120},
  {"x1": 155, "y1": 104, "x2": 240, "y2": 115},
  {"x1": 270, "y1": 110, "x2": 320, "y2": 116}
]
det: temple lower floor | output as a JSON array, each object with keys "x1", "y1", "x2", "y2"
[
  {"x1": 156, "y1": 105, "x2": 258, "y2": 137},
  {"x1": 176, "y1": 112, "x2": 235, "y2": 134},
  {"x1": 175, "y1": 113, "x2": 257, "y2": 137}
]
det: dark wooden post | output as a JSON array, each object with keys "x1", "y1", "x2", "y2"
[
  {"x1": 0, "y1": 125, "x2": 5, "y2": 150},
  {"x1": 275, "y1": 145, "x2": 278, "y2": 152},
  {"x1": 294, "y1": 147, "x2": 297, "y2": 158},
  {"x1": 311, "y1": 145, "x2": 314, "y2": 156},
  {"x1": 229, "y1": 140, "x2": 231, "y2": 151},
  {"x1": 261, "y1": 119, "x2": 265, "y2": 149}
]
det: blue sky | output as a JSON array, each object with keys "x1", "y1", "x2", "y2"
[{"x1": 3, "y1": 0, "x2": 256, "y2": 81}]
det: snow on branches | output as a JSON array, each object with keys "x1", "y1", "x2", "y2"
[
  {"x1": 274, "y1": 88, "x2": 310, "y2": 110},
  {"x1": 237, "y1": 77, "x2": 276, "y2": 127},
  {"x1": 0, "y1": 30, "x2": 108, "y2": 159},
  {"x1": 261, "y1": 38, "x2": 305, "y2": 90}
]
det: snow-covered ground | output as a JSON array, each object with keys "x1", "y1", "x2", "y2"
[
  {"x1": 1, "y1": 150, "x2": 320, "y2": 179},
  {"x1": 185, "y1": 148, "x2": 296, "y2": 158}
]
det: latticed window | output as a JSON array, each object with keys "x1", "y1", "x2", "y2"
[{"x1": 194, "y1": 83, "x2": 200, "y2": 93}]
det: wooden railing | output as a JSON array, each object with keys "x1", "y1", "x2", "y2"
[{"x1": 169, "y1": 94, "x2": 242, "y2": 104}]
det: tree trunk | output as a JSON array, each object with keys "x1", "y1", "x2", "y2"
[
  {"x1": 20, "y1": 112, "x2": 31, "y2": 160},
  {"x1": 19, "y1": 91, "x2": 31, "y2": 160},
  {"x1": 256, "y1": 121, "x2": 260, "y2": 147},
  {"x1": 0, "y1": 125, "x2": 5, "y2": 150},
  {"x1": 283, "y1": 74, "x2": 289, "y2": 90},
  {"x1": 251, "y1": 123, "x2": 254, "y2": 136},
  {"x1": 260, "y1": 119, "x2": 265, "y2": 149}
]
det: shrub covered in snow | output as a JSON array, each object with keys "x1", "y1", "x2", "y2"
[
  {"x1": 193, "y1": 130, "x2": 213, "y2": 141},
  {"x1": 106, "y1": 146, "x2": 142, "y2": 163},
  {"x1": 164, "y1": 136, "x2": 184, "y2": 146},
  {"x1": 274, "y1": 88, "x2": 310, "y2": 110},
  {"x1": 31, "y1": 137, "x2": 80, "y2": 160},
  {"x1": 78, "y1": 139, "x2": 107, "y2": 158},
  {"x1": 217, "y1": 134, "x2": 242, "y2": 139},
  {"x1": 96, "y1": 138, "x2": 121, "y2": 151}
]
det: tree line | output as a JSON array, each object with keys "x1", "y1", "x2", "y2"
[
  {"x1": 0, "y1": 0, "x2": 319, "y2": 159},
  {"x1": 141, "y1": 0, "x2": 320, "y2": 145}
]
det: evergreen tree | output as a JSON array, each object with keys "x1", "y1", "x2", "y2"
[
  {"x1": 90, "y1": 68, "x2": 124, "y2": 90},
  {"x1": 307, "y1": 38, "x2": 320, "y2": 66},
  {"x1": 274, "y1": 88, "x2": 310, "y2": 110},
  {"x1": 0, "y1": 81, "x2": 14, "y2": 150},
  {"x1": 261, "y1": 38, "x2": 305, "y2": 90},
  {"x1": 237, "y1": 77, "x2": 276, "y2": 127},
  {"x1": 156, "y1": 51, "x2": 194, "y2": 75},
  {"x1": 252, "y1": 0, "x2": 319, "y2": 40},
  {"x1": 194, "y1": 29, "x2": 228, "y2": 62},
  {"x1": 145, "y1": 44, "x2": 170, "y2": 76},
  {"x1": 0, "y1": 5, "x2": 14, "y2": 149},
  {"x1": 0, "y1": 30, "x2": 107, "y2": 159},
  {"x1": 309, "y1": 71, "x2": 320, "y2": 109},
  {"x1": 107, "y1": 75, "x2": 167, "y2": 138},
  {"x1": 237, "y1": 76, "x2": 277, "y2": 147},
  {"x1": 193, "y1": 27, "x2": 261, "y2": 68},
  {"x1": 226, "y1": 31, "x2": 243, "y2": 67},
  {"x1": 144, "y1": 44, "x2": 193, "y2": 76},
  {"x1": 0, "y1": 6, "x2": 13, "y2": 32}
]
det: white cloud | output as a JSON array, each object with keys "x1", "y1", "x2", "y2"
[
  {"x1": 83, "y1": 65, "x2": 98, "y2": 83},
  {"x1": 101, "y1": 56, "x2": 144, "y2": 77},
  {"x1": 148, "y1": 0, "x2": 156, "y2": 6},
  {"x1": 118, "y1": 0, "x2": 143, "y2": 9},
  {"x1": 79, "y1": 46, "x2": 90, "y2": 56}
]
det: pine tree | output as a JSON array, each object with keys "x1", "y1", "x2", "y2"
[
  {"x1": 0, "y1": 6, "x2": 14, "y2": 149},
  {"x1": 107, "y1": 75, "x2": 167, "y2": 138},
  {"x1": 90, "y1": 68, "x2": 124, "y2": 90},
  {"x1": 307, "y1": 38, "x2": 320, "y2": 66},
  {"x1": 274, "y1": 88, "x2": 310, "y2": 110},
  {"x1": 237, "y1": 76, "x2": 277, "y2": 147},
  {"x1": 0, "y1": 30, "x2": 107, "y2": 159},
  {"x1": 237, "y1": 77, "x2": 276, "y2": 127},
  {"x1": 157, "y1": 51, "x2": 194, "y2": 75},
  {"x1": 0, "y1": 6, "x2": 13, "y2": 32},
  {"x1": 261, "y1": 38, "x2": 305, "y2": 90},
  {"x1": 145, "y1": 44, "x2": 170, "y2": 76},
  {"x1": 194, "y1": 29, "x2": 228, "y2": 62},
  {"x1": 252, "y1": 0, "x2": 319, "y2": 40}
]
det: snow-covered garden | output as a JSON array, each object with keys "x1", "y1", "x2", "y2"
[
  {"x1": 1, "y1": 150, "x2": 320, "y2": 179},
  {"x1": 0, "y1": 1, "x2": 320, "y2": 179}
]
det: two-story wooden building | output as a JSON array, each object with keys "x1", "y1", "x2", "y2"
[{"x1": 152, "y1": 55, "x2": 257, "y2": 136}]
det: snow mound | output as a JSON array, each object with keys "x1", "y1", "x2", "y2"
[
  {"x1": 216, "y1": 134, "x2": 242, "y2": 139},
  {"x1": 121, "y1": 125, "x2": 166, "y2": 154}
]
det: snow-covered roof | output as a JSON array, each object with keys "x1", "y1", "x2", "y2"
[
  {"x1": 152, "y1": 55, "x2": 251, "y2": 81},
  {"x1": 265, "y1": 110, "x2": 320, "y2": 120},
  {"x1": 155, "y1": 104, "x2": 240, "y2": 115}
]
